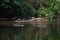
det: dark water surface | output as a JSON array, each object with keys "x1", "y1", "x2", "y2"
[{"x1": 0, "y1": 22, "x2": 58, "y2": 40}]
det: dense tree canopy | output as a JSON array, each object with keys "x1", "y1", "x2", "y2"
[{"x1": 0, "y1": 0, "x2": 59, "y2": 20}]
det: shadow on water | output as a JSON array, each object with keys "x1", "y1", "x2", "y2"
[{"x1": 0, "y1": 22, "x2": 57, "y2": 40}]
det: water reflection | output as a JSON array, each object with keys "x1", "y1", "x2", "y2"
[{"x1": 0, "y1": 22, "x2": 49, "y2": 40}]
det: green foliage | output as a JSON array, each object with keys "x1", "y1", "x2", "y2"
[
  {"x1": 37, "y1": 0, "x2": 59, "y2": 19},
  {"x1": 0, "y1": 0, "x2": 59, "y2": 20}
]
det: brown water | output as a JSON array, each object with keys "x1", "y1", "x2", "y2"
[{"x1": 0, "y1": 22, "x2": 58, "y2": 40}]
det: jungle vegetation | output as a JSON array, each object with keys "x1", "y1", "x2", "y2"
[{"x1": 0, "y1": 0, "x2": 59, "y2": 20}]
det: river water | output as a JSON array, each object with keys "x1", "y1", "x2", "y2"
[{"x1": 0, "y1": 22, "x2": 56, "y2": 40}]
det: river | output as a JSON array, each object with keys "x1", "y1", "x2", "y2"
[{"x1": 0, "y1": 21, "x2": 58, "y2": 40}]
